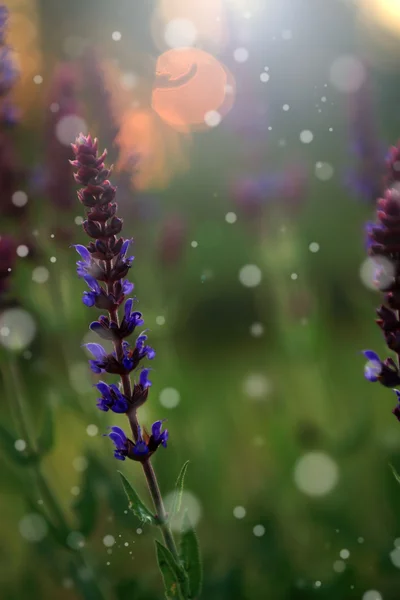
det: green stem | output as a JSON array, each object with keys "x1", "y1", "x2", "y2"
[{"x1": 108, "y1": 303, "x2": 179, "y2": 561}]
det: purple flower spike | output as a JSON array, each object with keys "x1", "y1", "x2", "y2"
[
  {"x1": 71, "y1": 133, "x2": 169, "y2": 459},
  {"x1": 361, "y1": 140, "x2": 400, "y2": 419}
]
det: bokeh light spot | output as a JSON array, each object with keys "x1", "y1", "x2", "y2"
[
  {"x1": 0, "y1": 308, "x2": 36, "y2": 351},
  {"x1": 204, "y1": 110, "x2": 221, "y2": 127},
  {"x1": 253, "y1": 524, "x2": 265, "y2": 537},
  {"x1": 164, "y1": 490, "x2": 202, "y2": 532},
  {"x1": 362, "y1": 592, "x2": 382, "y2": 600},
  {"x1": 159, "y1": 387, "x2": 181, "y2": 409},
  {"x1": 32, "y1": 266, "x2": 49, "y2": 283},
  {"x1": 12, "y1": 191, "x2": 28, "y2": 207},
  {"x1": 55, "y1": 115, "x2": 88, "y2": 146},
  {"x1": 315, "y1": 162, "x2": 334, "y2": 181},
  {"x1": 300, "y1": 130, "x2": 313, "y2": 144},
  {"x1": 225, "y1": 212, "x2": 237, "y2": 223},
  {"x1": 242, "y1": 373, "x2": 271, "y2": 399},
  {"x1": 164, "y1": 18, "x2": 197, "y2": 48},
  {"x1": 294, "y1": 452, "x2": 339, "y2": 496},
  {"x1": 329, "y1": 55, "x2": 366, "y2": 94},
  {"x1": 239, "y1": 264, "x2": 262, "y2": 287},
  {"x1": 360, "y1": 256, "x2": 395, "y2": 291},
  {"x1": 233, "y1": 506, "x2": 246, "y2": 519},
  {"x1": 233, "y1": 47, "x2": 249, "y2": 63},
  {"x1": 19, "y1": 513, "x2": 48, "y2": 542}
]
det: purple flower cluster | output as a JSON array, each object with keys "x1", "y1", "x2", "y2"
[
  {"x1": 0, "y1": 6, "x2": 18, "y2": 127},
  {"x1": 71, "y1": 134, "x2": 168, "y2": 460},
  {"x1": 363, "y1": 141, "x2": 400, "y2": 419}
]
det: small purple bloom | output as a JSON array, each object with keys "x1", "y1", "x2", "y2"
[
  {"x1": 83, "y1": 275, "x2": 102, "y2": 307},
  {"x1": 74, "y1": 244, "x2": 92, "y2": 277},
  {"x1": 122, "y1": 298, "x2": 144, "y2": 335},
  {"x1": 106, "y1": 426, "x2": 130, "y2": 460},
  {"x1": 84, "y1": 342, "x2": 108, "y2": 373},
  {"x1": 362, "y1": 350, "x2": 382, "y2": 382},
  {"x1": 139, "y1": 368, "x2": 152, "y2": 389},
  {"x1": 151, "y1": 420, "x2": 168, "y2": 448},
  {"x1": 122, "y1": 279, "x2": 134, "y2": 295},
  {"x1": 95, "y1": 380, "x2": 129, "y2": 413},
  {"x1": 135, "y1": 332, "x2": 156, "y2": 360}
]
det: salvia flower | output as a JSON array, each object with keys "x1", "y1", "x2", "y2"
[
  {"x1": 106, "y1": 426, "x2": 132, "y2": 460},
  {"x1": 362, "y1": 138, "x2": 400, "y2": 416},
  {"x1": 95, "y1": 381, "x2": 129, "y2": 413},
  {"x1": 71, "y1": 133, "x2": 187, "y2": 586},
  {"x1": 71, "y1": 133, "x2": 166, "y2": 459},
  {"x1": 105, "y1": 420, "x2": 168, "y2": 462}
]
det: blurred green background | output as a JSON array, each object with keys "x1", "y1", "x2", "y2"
[{"x1": 2, "y1": 0, "x2": 400, "y2": 599}]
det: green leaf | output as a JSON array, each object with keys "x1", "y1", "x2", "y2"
[
  {"x1": 118, "y1": 471, "x2": 155, "y2": 525},
  {"x1": 72, "y1": 459, "x2": 98, "y2": 536},
  {"x1": 170, "y1": 461, "x2": 189, "y2": 519},
  {"x1": 180, "y1": 512, "x2": 202, "y2": 599},
  {"x1": 155, "y1": 541, "x2": 185, "y2": 600},
  {"x1": 390, "y1": 463, "x2": 400, "y2": 485},
  {"x1": 37, "y1": 405, "x2": 54, "y2": 456},
  {"x1": 0, "y1": 423, "x2": 38, "y2": 466}
]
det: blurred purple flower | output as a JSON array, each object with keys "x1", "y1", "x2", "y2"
[
  {"x1": 232, "y1": 166, "x2": 308, "y2": 219},
  {"x1": 157, "y1": 214, "x2": 187, "y2": 268},
  {"x1": 346, "y1": 65, "x2": 385, "y2": 203},
  {"x1": 362, "y1": 141, "x2": 400, "y2": 417},
  {"x1": 44, "y1": 62, "x2": 84, "y2": 214}
]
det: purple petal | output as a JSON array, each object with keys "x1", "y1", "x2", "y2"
[
  {"x1": 124, "y1": 298, "x2": 133, "y2": 320},
  {"x1": 121, "y1": 239, "x2": 132, "y2": 257},
  {"x1": 362, "y1": 350, "x2": 380, "y2": 362},
  {"x1": 364, "y1": 363, "x2": 381, "y2": 382},
  {"x1": 114, "y1": 452, "x2": 126, "y2": 461},
  {"x1": 74, "y1": 244, "x2": 91, "y2": 263},
  {"x1": 151, "y1": 420, "x2": 163, "y2": 440},
  {"x1": 82, "y1": 292, "x2": 95, "y2": 307},
  {"x1": 84, "y1": 343, "x2": 107, "y2": 359},
  {"x1": 95, "y1": 381, "x2": 110, "y2": 395},
  {"x1": 110, "y1": 425, "x2": 127, "y2": 440},
  {"x1": 146, "y1": 347, "x2": 156, "y2": 360},
  {"x1": 122, "y1": 280, "x2": 134, "y2": 294},
  {"x1": 161, "y1": 430, "x2": 169, "y2": 448},
  {"x1": 84, "y1": 275, "x2": 101, "y2": 293},
  {"x1": 139, "y1": 368, "x2": 152, "y2": 388}
]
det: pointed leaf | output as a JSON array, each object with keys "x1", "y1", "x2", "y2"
[
  {"x1": 170, "y1": 461, "x2": 189, "y2": 519},
  {"x1": 155, "y1": 541, "x2": 185, "y2": 599},
  {"x1": 118, "y1": 471, "x2": 155, "y2": 525},
  {"x1": 37, "y1": 405, "x2": 54, "y2": 456},
  {"x1": 0, "y1": 422, "x2": 38, "y2": 466},
  {"x1": 390, "y1": 463, "x2": 400, "y2": 485},
  {"x1": 180, "y1": 512, "x2": 202, "y2": 599},
  {"x1": 72, "y1": 458, "x2": 98, "y2": 536}
]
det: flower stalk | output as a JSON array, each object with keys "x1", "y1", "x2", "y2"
[
  {"x1": 70, "y1": 133, "x2": 194, "y2": 585},
  {"x1": 363, "y1": 140, "x2": 400, "y2": 419}
]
